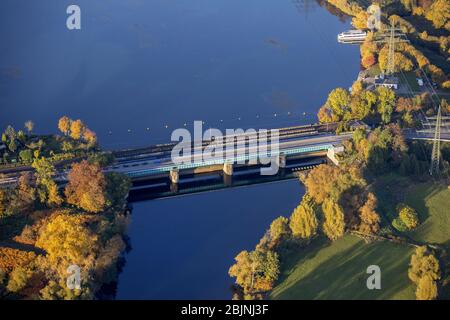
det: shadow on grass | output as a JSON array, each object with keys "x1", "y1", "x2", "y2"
[{"x1": 405, "y1": 183, "x2": 450, "y2": 246}]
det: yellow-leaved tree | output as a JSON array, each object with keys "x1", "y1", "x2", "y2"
[
  {"x1": 290, "y1": 194, "x2": 318, "y2": 240},
  {"x1": 408, "y1": 246, "x2": 441, "y2": 300},
  {"x1": 36, "y1": 213, "x2": 98, "y2": 272},
  {"x1": 322, "y1": 198, "x2": 345, "y2": 241},
  {"x1": 416, "y1": 274, "x2": 438, "y2": 300}
]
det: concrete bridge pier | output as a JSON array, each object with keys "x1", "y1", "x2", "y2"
[
  {"x1": 223, "y1": 173, "x2": 233, "y2": 187},
  {"x1": 277, "y1": 153, "x2": 286, "y2": 176},
  {"x1": 223, "y1": 162, "x2": 233, "y2": 187},
  {"x1": 170, "y1": 182, "x2": 178, "y2": 193}
]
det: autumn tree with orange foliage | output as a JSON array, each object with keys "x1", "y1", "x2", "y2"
[
  {"x1": 228, "y1": 249, "x2": 279, "y2": 299},
  {"x1": 65, "y1": 160, "x2": 107, "y2": 213},
  {"x1": 358, "y1": 192, "x2": 380, "y2": 234},
  {"x1": 70, "y1": 119, "x2": 86, "y2": 140},
  {"x1": 301, "y1": 165, "x2": 340, "y2": 205},
  {"x1": 301, "y1": 164, "x2": 368, "y2": 238},
  {"x1": 83, "y1": 128, "x2": 97, "y2": 147}
]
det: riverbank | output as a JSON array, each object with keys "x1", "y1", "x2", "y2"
[{"x1": 0, "y1": 123, "x2": 132, "y2": 299}]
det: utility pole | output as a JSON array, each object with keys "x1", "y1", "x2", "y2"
[
  {"x1": 386, "y1": 20, "x2": 396, "y2": 76},
  {"x1": 429, "y1": 104, "x2": 442, "y2": 176}
]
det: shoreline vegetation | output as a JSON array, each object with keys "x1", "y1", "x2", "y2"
[
  {"x1": 229, "y1": 0, "x2": 449, "y2": 300},
  {"x1": 0, "y1": 118, "x2": 131, "y2": 299}
]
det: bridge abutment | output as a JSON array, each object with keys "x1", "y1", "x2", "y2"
[
  {"x1": 277, "y1": 153, "x2": 286, "y2": 169},
  {"x1": 223, "y1": 162, "x2": 234, "y2": 176},
  {"x1": 326, "y1": 146, "x2": 344, "y2": 166}
]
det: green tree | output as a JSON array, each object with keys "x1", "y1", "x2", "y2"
[
  {"x1": 366, "y1": 125, "x2": 408, "y2": 173},
  {"x1": 325, "y1": 88, "x2": 351, "y2": 120},
  {"x1": 352, "y1": 128, "x2": 367, "y2": 145},
  {"x1": 376, "y1": 86, "x2": 395, "y2": 124},
  {"x1": 0, "y1": 189, "x2": 8, "y2": 218},
  {"x1": 229, "y1": 249, "x2": 279, "y2": 296},
  {"x1": 31, "y1": 157, "x2": 61, "y2": 206},
  {"x1": 398, "y1": 204, "x2": 419, "y2": 230},
  {"x1": 408, "y1": 246, "x2": 440, "y2": 284},
  {"x1": 8, "y1": 139, "x2": 17, "y2": 153},
  {"x1": 65, "y1": 160, "x2": 107, "y2": 213},
  {"x1": 39, "y1": 279, "x2": 93, "y2": 300},
  {"x1": 105, "y1": 172, "x2": 131, "y2": 208},
  {"x1": 89, "y1": 153, "x2": 115, "y2": 168},
  {"x1": 12, "y1": 172, "x2": 37, "y2": 213},
  {"x1": 17, "y1": 130, "x2": 26, "y2": 144},
  {"x1": 351, "y1": 90, "x2": 377, "y2": 120},
  {"x1": 19, "y1": 149, "x2": 33, "y2": 163}
]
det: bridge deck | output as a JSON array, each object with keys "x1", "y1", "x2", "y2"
[{"x1": 109, "y1": 132, "x2": 352, "y2": 178}]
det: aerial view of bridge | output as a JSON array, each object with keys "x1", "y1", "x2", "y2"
[
  {"x1": 1, "y1": 120, "x2": 447, "y2": 199},
  {"x1": 0, "y1": 123, "x2": 349, "y2": 193}
]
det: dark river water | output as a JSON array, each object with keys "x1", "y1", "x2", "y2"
[{"x1": 0, "y1": 0, "x2": 359, "y2": 299}]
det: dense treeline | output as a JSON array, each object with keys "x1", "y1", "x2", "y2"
[{"x1": 0, "y1": 117, "x2": 100, "y2": 168}]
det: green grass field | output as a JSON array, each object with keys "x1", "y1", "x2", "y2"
[
  {"x1": 400, "y1": 71, "x2": 420, "y2": 92},
  {"x1": 271, "y1": 176, "x2": 449, "y2": 300},
  {"x1": 405, "y1": 183, "x2": 450, "y2": 248},
  {"x1": 270, "y1": 235, "x2": 415, "y2": 300}
]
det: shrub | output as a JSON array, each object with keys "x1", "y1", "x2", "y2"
[
  {"x1": 392, "y1": 217, "x2": 409, "y2": 232},
  {"x1": 398, "y1": 204, "x2": 419, "y2": 230}
]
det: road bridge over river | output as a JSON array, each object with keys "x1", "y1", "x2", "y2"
[{"x1": 0, "y1": 123, "x2": 447, "y2": 197}]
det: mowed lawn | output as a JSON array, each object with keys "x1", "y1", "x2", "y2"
[{"x1": 270, "y1": 235, "x2": 415, "y2": 300}]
